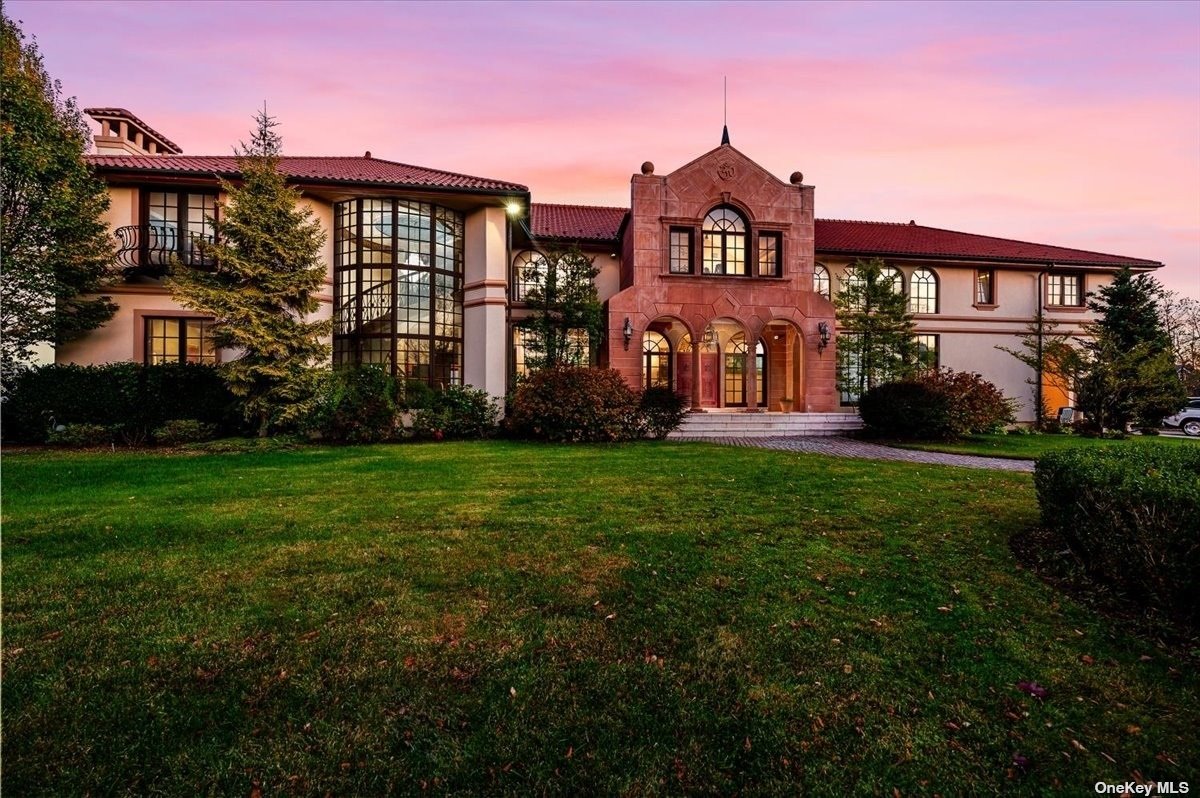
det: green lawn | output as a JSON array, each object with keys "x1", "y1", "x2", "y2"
[
  {"x1": 891, "y1": 431, "x2": 1195, "y2": 460},
  {"x1": 3, "y1": 442, "x2": 1196, "y2": 795}
]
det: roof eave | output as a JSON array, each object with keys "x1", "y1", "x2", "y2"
[{"x1": 814, "y1": 248, "x2": 1162, "y2": 270}]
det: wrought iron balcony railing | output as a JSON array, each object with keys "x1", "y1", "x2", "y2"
[{"x1": 114, "y1": 224, "x2": 216, "y2": 276}]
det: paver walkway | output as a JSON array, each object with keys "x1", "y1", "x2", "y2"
[{"x1": 694, "y1": 435, "x2": 1035, "y2": 472}]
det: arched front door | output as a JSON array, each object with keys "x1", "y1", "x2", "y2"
[{"x1": 724, "y1": 333, "x2": 766, "y2": 407}]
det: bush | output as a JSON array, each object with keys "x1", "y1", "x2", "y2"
[
  {"x1": 46, "y1": 423, "x2": 113, "y2": 447},
  {"x1": 153, "y1": 419, "x2": 218, "y2": 446},
  {"x1": 640, "y1": 386, "x2": 689, "y2": 439},
  {"x1": 305, "y1": 366, "x2": 398, "y2": 444},
  {"x1": 858, "y1": 369, "x2": 1014, "y2": 440},
  {"x1": 1034, "y1": 445, "x2": 1200, "y2": 623},
  {"x1": 858, "y1": 381, "x2": 954, "y2": 440},
  {"x1": 2, "y1": 363, "x2": 235, "y2": 443},
  {"x1": 509, "y1": 367, "x2": 644, "y2": 442},
  {"x1": 411, "y1": 385, "x2": 500, "y2": 440},
  {"x1": 399, "y1": 379, "x2": 436, "y2": 411}
]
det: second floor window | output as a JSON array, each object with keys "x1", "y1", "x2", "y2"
[
  {"x1": 1047, "y1": 273, "x2": 1083, "y2": 306},
  {"x1": 975, "y1": 270, "x2": 995, "y2": 305},
  {"x1": 757, "y1": 232, "x2": 782, "y2": 277},
  {"x1": 701, "y1": 206, "x2": 746, "y2": 275},
  {"x1": 512, "y1": 250, "x2": 548, "y2": 302},
  {"x1": 143, "y1": 190, "x2": 218, "y2": 268},
  {"x1": 669, "y1": 227, "x2": 693, "y2": 273},
  {"x1": 909, "y1": 268, "x2": 938, "y2": 314},
  {"x1": 813, "y1": 264, "x2": 831, "y2": 299}
]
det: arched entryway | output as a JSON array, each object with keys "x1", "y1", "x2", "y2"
[
  {"x1": 760, "y1": 319, "x2": 805, "y2": 411},
  {"x1": 723, "y1": 332, "x2": 766, "y2": 407}
]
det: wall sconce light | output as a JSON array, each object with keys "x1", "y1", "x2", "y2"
[
  {"x1": 622, "y1": 317, "x2": 634, "y2": 350},
  {"x1": 817, "y1": 321, "x2": 831, "y2": 353}
]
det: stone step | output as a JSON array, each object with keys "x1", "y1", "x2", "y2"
[{"x1": 667, "y1": 412, "x2": 862, "y2": 440}]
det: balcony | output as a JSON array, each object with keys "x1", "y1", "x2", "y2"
[{"x1": 114, "y1": 224, "x2": 215, "y2": 277}]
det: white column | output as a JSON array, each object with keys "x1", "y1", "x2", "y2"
[{"x1": 463, "y1": 206, "x2": 509, "y2": 402}]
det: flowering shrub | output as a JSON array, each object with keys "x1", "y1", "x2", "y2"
[{"x1": 509, "y1": 367, "x2": 644, "y2": 442}]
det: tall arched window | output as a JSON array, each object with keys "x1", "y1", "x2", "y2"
[
  {"x1": 813, "y1": 264, "x2": 831, "y2": 299},
  {"x1": 334, "y1": 199, "x2": 464, "y2": 387},
  {"x1": 724, "y1": 332, "x2": 748, "y2": 405},
  {"x1": 643, "y1": 330, "x2": 672, "y2": 389},
  {"x1": 512, "y1": 250, "x2": 547, "y2": 302},
  {"x1": 701, "y1": 206, "x2": 747, "y2": 275},
  {"x1": 909, "y1": 267, "x2": 939, "y2": 314},
  {"x1": 841, "y1": 266, "x2": 865, "y2": 310}
]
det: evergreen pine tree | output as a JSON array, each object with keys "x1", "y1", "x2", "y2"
[
  {"x1": 515, "y1": 244, "x2": 602, "y2": 372},
  {"x1": 1076, "y1": 267, "x2": 1185, "y2": 431},
  {"x1": 834, "y1": 258, "x2": 918, "y2": 401},
  {"x1": 1, "y1": 12, "x2": 116, "y2": 383},
  {"x1": 167, "y1": 109, "x2": 330, "y2": 436}
]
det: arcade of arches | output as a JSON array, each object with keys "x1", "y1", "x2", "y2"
[{"x1": 643, "y1": 317, "x2": 805, "y2": 411}]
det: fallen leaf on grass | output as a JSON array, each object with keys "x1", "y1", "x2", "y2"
[{"x1": 1016, "y1": 681, "x2": 1048, "y2": 699}]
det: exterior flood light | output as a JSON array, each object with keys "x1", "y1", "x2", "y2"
[{"x1": 505, "y1": 200, "x2": 522, "y2": 216}]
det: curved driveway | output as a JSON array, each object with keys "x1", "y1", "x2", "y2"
[{"x1": 693, "y1": 435, "x2": 1035, "y2": 473}]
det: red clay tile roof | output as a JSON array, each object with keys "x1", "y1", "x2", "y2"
[
  {"x1": 84, "y1": 107, "x2": 182, "y2": 153},
  {"x1": 530, "y1": 204, "x2": 1161, "y2": 267},
  {"x1": 815, "y1": 218, "x2": 1161, "y2": 268},
  {"x1": 84, "y1": 154, "x2": 528, "y2": 194},
  {"x1": 530, "y1": 203, "x2": 628, "y2": 241}
]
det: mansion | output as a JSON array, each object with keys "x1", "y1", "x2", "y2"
[{"x1": 65, "y1": 109, "x2": 1165, "y2": 423}]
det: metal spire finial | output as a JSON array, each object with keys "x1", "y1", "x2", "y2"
[{"x1": 721, "y1": 76, "x2": 730, "y2": 145}]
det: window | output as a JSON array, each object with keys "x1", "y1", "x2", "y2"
[
  {"x1": 813, "y1": 264, "x2": 831, "y2": 299},
  {"x1": 881, "y1": 265, "x2": 904, "y2": 295},
  {"x1": 512, "y1": 250, "x2": 547, "y2": 302},
  {"x1": 669, "y1": 227, "x2": 693, "y2": 274},
  {"x1": 333, "y1": 199, "x2": 464, "y2": 387},
  {"x1": 909, "y1": 268, "x2": 938, "y2": 314},
  {"x1": 143, "y1": 190, "x2": 218, "y2": 268},
  {"x1": 757, "y1": 232, "x2": 782, "y2": 277},
  {"x1": 643, "y1": 330, "x2": 672, "y2": 388},
  {"x1": 837, "y1": 331, "x2": 863, "y2": 406},
  {"x1": 145, "y1": 317, "x2": 216, "y2": 364},
  {"x1": 1047, "y1": 272, "x2": 1083, "y2": 306},
  {"x1": 842, "y1": 267, "x2": 865, "y2": 310},
  {"x1": 724, "y1": 332, "x2": 748, "y2": 405},
  {"x1": 975, "y1": 270, "x2": 995, "y2": 305},
  {"x1": 512, "y1": 326, "x2": 590, "y2": 378},
  {"x1": 915, "y1": 333, "x2": 940, "y2": 371},
  {"x1": 701, "y1": 206, "x2": 747, "y2": 275}
]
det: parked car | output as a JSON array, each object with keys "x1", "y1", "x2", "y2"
[{"x1": 1163, "y1": 397, "x2": 1200, "y2": 436}]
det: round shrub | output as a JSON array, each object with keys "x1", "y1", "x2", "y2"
[
  {"x1": 858, "y1": 380, "x2": 954, "y2": 440},
  {"x1": 410, "y1": 385, "x2": 500, "y2": 440},
  {"x1": 640, "y1": 386, "x2": 689, "y2": 439},
  {"x1": 510, "y1": 367, "x2": 644, "y2": 442},
  {"x1": 305, "y1": 365, "x2": 399, "y2": 444},
  {"x1": 919, "y1": 368, "x2": 1016, "y2": 436}
]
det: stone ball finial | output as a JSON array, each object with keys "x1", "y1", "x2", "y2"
[
  {"x1": 790, "y1": 171, "x2": 804, "y2": 185},
  {"x1": 641, "y1": 161, "x2": 654, "y2": 175}
]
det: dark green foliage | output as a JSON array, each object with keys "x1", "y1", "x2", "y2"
[
  {"x1": 996, "y1": 317, "x2": 1085, "y2": 426},
  {"x1": 46, "y1": 422, "x2": 111, "y2": 447},
  {"x1": 640, "y1": 386, "x2": 689, "y2": 439},
  {"x1": 834, "y1": 257, "x2": 918, "y2": 401},
  {"x1": 918, "y1": 368, "x2": 1016, "y2": 436},
  {"x1": 152, "y1": 419, "x2": 217, "y2": 446},
  {"x1": 398, "y1": 378, "x2": 436, "y2": 411},
  {"x1": 514, "y1": 244, "x2": 602, "y2": 371},
  {"x1": 1, "y1": 13, "x2": 117, "y2": 380},
  {"x1": 510, "y1": 366, "x2": 644, "y2": 442},
  {"x1": 2, "y1": 362, "x2": 234, "y2": 443},
  {"x1": 304, "y1": 366, "x2": 398, "y2": 444},
  {"x1": 858, "y1": 380, "x2": 953, "y2": 440},
  {"x1": 167, "y1": 109, "x2": 330, "y2": 436},
  {"x1": 1034, "y1": 445, "x2": 1200, "y2": 623},
  {"x1": 410, "y1": 385, "x2": 500, "y2": 440},
  {"x1": 1077, "y1": 268, "x2": 1186, "y2": 432}
]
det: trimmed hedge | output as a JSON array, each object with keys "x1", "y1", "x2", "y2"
[
  {"x1": 3, "y1": 363, "x2": 235, "y2": 443},
  {"x1": 1034, "y1": 445, "x2": 1200, "y2": 622}
]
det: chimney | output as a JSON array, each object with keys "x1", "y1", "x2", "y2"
[{"x1": 85, "y1": 108, "x2": 182, "y2": 156}]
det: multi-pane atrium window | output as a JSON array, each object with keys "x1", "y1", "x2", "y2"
[
  {"x1": 669, "y1": 228, "x2": 693, "y2": 274},
  {"x1": 975, "y1": 270, "x2": 995, "y2": 305},
  {"x1": 701, "y1": 207, "x2": 747, "y2": 275},
  {"x1": 512, "y1": 250, "x2": 548, "y2": 302},
  {"x1": 144, "y1": 317, "x2": 216, "y2": 364},
  {"x1": 757, "y1": 232, "x2": 781, "y2": 277},
  {"x1": 333, "y1": 199, "x2": 464, "y2": 387},
  {"x1": 813, "y1": 264, "x2": 831, "y2": 299},
  {"x1": 145, "y1": 190, "x2": 217, "y2": 267},
  {"x1": 909, "y1": 268, "x2": 938, "y2": 314},
  {"x1": 1047, "y1": 273, "x2": 1083, "y2": 306}
]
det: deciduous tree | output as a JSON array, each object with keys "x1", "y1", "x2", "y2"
[{"x1": 1, "y1": 12, "x2": 116, "y2": 383}]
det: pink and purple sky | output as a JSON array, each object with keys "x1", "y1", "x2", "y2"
[{"x1": 10, "y1": 0, "x2": 1200, "y2": 296}]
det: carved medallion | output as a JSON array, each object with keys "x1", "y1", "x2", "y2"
[{"x1": 716, "y1": 160, "x2": 736, "y2": 180}]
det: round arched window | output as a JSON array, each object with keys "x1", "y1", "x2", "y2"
[
  {"x1": 701, "y1": 207, "x2": 747, "y2": 276},
  {"x1": 813, "y1": 264, "x2": 831, "y2": 299},
  {"x1": 910, "y1": 268, "x2": 939, "y2": 314},
  {"x1": 512, "y1": 250, "x2": 548, "y2": 302},
  {"x1": 643, "y1": 330, "x2": 672, "y2": 389}
]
